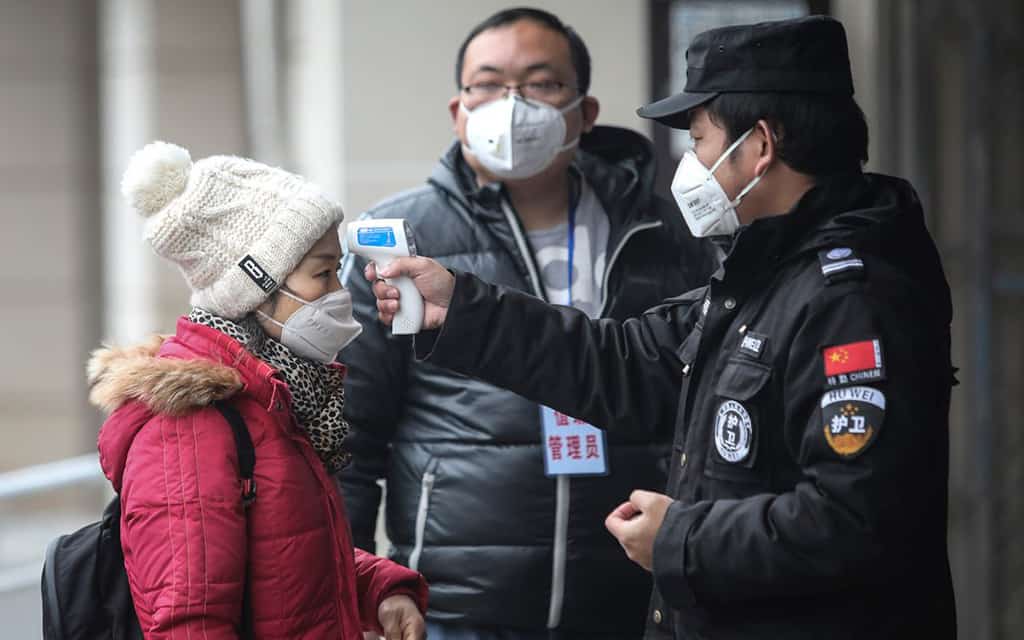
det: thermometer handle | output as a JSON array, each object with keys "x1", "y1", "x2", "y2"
[{"x1": 383, "y1": 271, "x2": 424, "y2": 335}]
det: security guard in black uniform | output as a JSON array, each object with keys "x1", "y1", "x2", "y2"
[{"x1": 365, "y1": 16, "x2": 957, "y2": 640}]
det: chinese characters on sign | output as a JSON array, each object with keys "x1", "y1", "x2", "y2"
[{"x1": 541, "y1": 406, "x2": 609, "y2": 476}]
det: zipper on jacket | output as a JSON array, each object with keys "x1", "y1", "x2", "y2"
[
  {"x1": 597, "y1": 220, "x2": 664, "y2": 317},
  {"x1": 499, "y1": 196, "x2": 573, "y2": 629},
  {"x1": 547, "y1": 474, "x2": 570, "y2": 628},
  {"x1": 408, "y1": 462, "x2": 438, "y2": 572},
  {"x1": 551, "y1": 220, "x2": 664, "y2": 627},
  {"x1": 499, "y1": 198, "x2": 548, "y2": 302},
  {"x1": 502, "y1": 197, "x2": 664, "y2": 629}
]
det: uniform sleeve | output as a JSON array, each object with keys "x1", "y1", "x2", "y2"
[
  {"x1": 352, "y1": 548, "x2": 429, "y2": 633},
  {"x1": 415, "y1": 271, "x2": 695, "y2": 437},
  {"x1": 120, "y1": 411, "x2": 247, "y2": 639},
  {"x1": 653, "y1": 282, "x2": 949, "y2": 607},
  {"x1": 336, "y1": 253, "x2": 410, "y2": 551}
]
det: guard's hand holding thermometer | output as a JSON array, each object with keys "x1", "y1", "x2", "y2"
[
  {"x1": 346, "y1": 218, "x2": 452, "y2": 332},
  {"x1": 364, "y1": 256, "x2": 454, "y2": 332}
]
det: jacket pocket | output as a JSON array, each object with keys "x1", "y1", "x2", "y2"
[
  {"x1": 408, "y1": 457, "x2": 439, "y2": 572},
  {"x1": 703, "y1": 359, "x2": 772, "y2": 485}
]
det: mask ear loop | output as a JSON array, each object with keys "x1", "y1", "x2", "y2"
[
  {"x1": 559, "y1": 94, "x2": 585, "y2": 114},
  {"x1": 708, "y1": 126, "x2": 755, "y2": 175},
  {"x1": 729, "y1": 171, "x2": 763, "y2": 208},
  {"x1": 256, "y1": 310, "x2": 284, "y2": 329},
  {"x1": 255, "y1": 288, "x2": 310, "y2": 329},
  {"x1": 703, "y1": 126, "x2": 771, "y2": 208},
  {"x1": 730, "y1": 128, "x2": 779, "y2": 207},
  {"x1": 556, "y1": 94, "x2": 587, "y2": 152}
]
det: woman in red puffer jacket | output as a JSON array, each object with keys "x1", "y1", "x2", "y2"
[{"x1": 88, "y1": 141, "x2": 427, "y2": 639}]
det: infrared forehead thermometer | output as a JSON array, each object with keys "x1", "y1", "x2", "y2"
[{"x1": 345, "y1": 219, "x2": 424, "y2": 335}]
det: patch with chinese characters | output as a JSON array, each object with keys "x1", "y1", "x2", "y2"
[
  {"x1": 822, "y1": 338, "x2": 886, "y2": 387},
  {"x1": 821, "y1": 386, "x2": 886, "y2": 458},
  {"x1": 714, "y1": 400, "x2": 753, "y2": 464},
  {"x1": 738, "y1": 331, "x2": 768, "y2": 360}
]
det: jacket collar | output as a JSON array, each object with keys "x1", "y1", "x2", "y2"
[
  {"x1": 717, "y1": 171, "x2": 874, "y2": 280},
  {"x1": 165, "y1": 318, "x2": 289, "y2": 412},
  {"x1": 88, "y1": 318, "x2": 287, "y2": 419},
  {"x1": 427, "y1": 125, "x2": 664, "y2": 231}
]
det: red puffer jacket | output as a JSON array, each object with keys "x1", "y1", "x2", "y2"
[{"x1": 90, "y1": 318, "x2": 427, "y2": 639}]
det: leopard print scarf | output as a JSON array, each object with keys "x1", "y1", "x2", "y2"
[{"x1": 188, "y1": 308, "x2": 351, "y2": 472}]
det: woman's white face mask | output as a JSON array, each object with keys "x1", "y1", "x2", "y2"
[
  {"x1": 258, "y1": 288, "x2": 362, "y2": 363},
  {"x1": 670, "y1": 127, "x2": 764, "y2": 237},
  {"x1": 461, "y1": 93, "x2": 584, "y2": 180}
]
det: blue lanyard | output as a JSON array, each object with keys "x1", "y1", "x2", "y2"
[{"x1": 566, "y1": 180, "x2": 579, "y2": 307}]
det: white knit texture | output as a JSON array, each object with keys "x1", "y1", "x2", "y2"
[{"x1": 122, "y1": 144, "x2": 345, "y2": 318}]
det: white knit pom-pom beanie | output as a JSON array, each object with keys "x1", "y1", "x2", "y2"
[{"x1": 120, "y1": 141, "x2": 345, "y2": 319}]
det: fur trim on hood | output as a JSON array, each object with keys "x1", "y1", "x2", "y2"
[{"x1": 88, "y1": 334, "x2": 243, "y2": 416}]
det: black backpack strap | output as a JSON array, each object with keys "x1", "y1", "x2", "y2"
[
  {"x1": 213, "y1": 400, "x2": 256, "y2": 506},
  {"x1": 41, "y1": 536, "x2": 66, "y2": 640},
  {"x1": 212, "y1": 400, "x2": 256, "y2": 639}
]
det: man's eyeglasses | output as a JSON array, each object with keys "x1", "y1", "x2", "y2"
[{"x1": 462, "y1": 80, "x2": 578, "y2": 101}]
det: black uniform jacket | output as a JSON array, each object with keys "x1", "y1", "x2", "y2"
[{"x1": 413, "y1": 172, "x2": 957, "y2": 639}]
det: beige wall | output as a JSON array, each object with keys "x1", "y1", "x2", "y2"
[
  {"x1": 0, "y1": 1, "x2": 101, "y2": 469},
  {"x1": 0, "y1": 0, "x2": 247, "y2": 471}
]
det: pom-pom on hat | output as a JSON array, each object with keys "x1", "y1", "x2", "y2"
[{"x1": 121, "y1": 141, "x2": 345, "y2": 319}]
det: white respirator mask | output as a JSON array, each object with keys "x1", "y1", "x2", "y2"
[
  {"x1": 670, "y1": 127, "x2": 764, "y2": 237},
  {"x1": 461, "y1": 93, "x2": 584, "y2": 180},
  {"x1": 258, "y1": 288, "x2": 363, "y2": 363}
]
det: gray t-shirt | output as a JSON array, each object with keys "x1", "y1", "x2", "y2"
[{"x1": 525, "y1": 178, "x2": 610, "y2": 319}]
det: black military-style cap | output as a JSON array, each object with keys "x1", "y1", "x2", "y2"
[{"x1": 638, "y1": 15, "x2": 854, "y2": 129}]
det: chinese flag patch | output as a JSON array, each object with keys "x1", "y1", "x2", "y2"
[{"x1": 823, "y1": 339, "x2": 882, "y2": 377}]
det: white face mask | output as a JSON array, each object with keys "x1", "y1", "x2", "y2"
[
  {"x1": 670, "y1": 127, "x2": 764, "y2": 237},
  {"x1": 461, "y1": 93, "x2": 584, "y2": 180},
  {"x1": 258, "y1": 288, "x2": 363, "y2": 363}
]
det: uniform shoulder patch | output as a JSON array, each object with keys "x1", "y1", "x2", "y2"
[
  {"x1": 821, "y1": 386, "x2": 885, "y2": 458},
  {"x1": 822, "y1": 338, "x2": 886, "y2": 387},
  {"x1": 818, "y1": 247, "x2": 864, "y2": 284}
]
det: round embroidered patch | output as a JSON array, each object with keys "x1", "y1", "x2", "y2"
[
  {"x1": 827, "y1": 247, "x2": 853, "y2": 260},
  {"x1": 714, "y1": 400, "x2": 753, "y2": 463}
]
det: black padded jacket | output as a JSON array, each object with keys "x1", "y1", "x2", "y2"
[{"x1": 337, "y1": 126, "x2": 717, "y2": 637}]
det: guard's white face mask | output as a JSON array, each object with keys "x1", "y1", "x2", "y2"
[
  {"x1": 258, "y1": 288, "x2": 363, "y2": 363},
  {"x1": 670, "y1": 127, "x2": 764, "y2": 237},
  {"x1": 461, "y1": 93, "x2": 584, "y2": 180}
]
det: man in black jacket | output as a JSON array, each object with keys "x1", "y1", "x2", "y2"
[
  {"x1": 337, "y1": 8, "x2": 715, "y2": 639},
  {"x1": 365, "y1": 16, "x2": 956, "y2": 640}
]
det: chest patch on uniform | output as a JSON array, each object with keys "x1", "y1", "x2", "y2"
[
  {"x1": 821, "y1": 386, "x2": 886, "y2": 458},
  {"x1": 738, "y1": 331, "x2": 767, "y2": 359},
  {"x1": 823, "y1": 339, "x2": 885, "y2": 386},
  {"x1": 714, "y1": 400, "x2": 753, "y2": 463}
]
